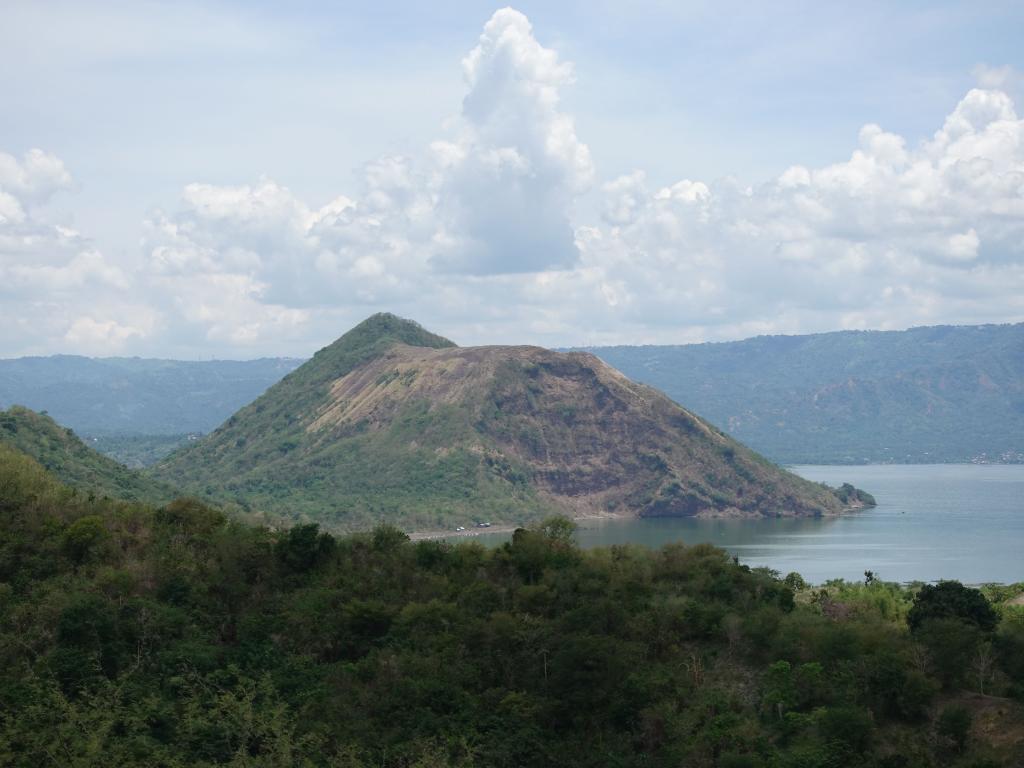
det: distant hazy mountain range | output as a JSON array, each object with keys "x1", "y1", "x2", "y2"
[
  {"x1": 2, "y1": 322, "x2": 1022, "y2": 466},
  {"x1": 579, "y1": 323, "x2": 1024, "y2": 464},
  {"x1": 0, "y1": 355, "x2": 303, "y2": 435},
  {"x1": 2, "y1": 315, "x2": 864, "y2": 531},
  {"x1": 0, "y1": 355, "x2": 303, "y2": 466}
]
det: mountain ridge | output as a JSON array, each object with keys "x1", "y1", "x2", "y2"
[
  {"x1": 577, "y1": 322, "x2": 1024, "y2": 464},
  {"x1": 6, "y1": 321, "x2": 1022, "y2": 466},
  {"x1": 0, "y1": 353, "x2": 303, "y2": 437},
  {"x1": 152, "y1": 314, "x2": 864, "y2": 531}
]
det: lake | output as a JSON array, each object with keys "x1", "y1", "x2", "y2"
[{"x1": 464, "y1": 464, "x2": 1024, "y2": 584}]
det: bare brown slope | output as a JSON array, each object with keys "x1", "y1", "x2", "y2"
[
  {"x1": 302, "y1": 343, "x2": 847, "y2": 521},
  {"x1": 154, "y1": 315, "x2": 859, "y2": 530}
]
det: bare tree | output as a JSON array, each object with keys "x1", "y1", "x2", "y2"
[{"x1": 972, "y1": 641, "x2": 995, "y2": 695}]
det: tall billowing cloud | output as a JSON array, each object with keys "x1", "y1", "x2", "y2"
[
  {"x1": 431, "y1": 7, "x2": 593, "y2": 273},
  {"x1": 133, "y1": 7, "x2": 595, "y2": 351},
  {"x1": 2, "y1": 9, "x2": 1024, "y2": 357}
]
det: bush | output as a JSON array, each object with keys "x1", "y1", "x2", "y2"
[
  {"x1": 818, "y1": 705, "x2": 874, "y2": 755},
  {"x1": 277, "y1": 523, "x2": 335, "y2": 573},
  {"x1": 908, "y1": 581, "x2": 998, "y2": 634},
  {"x1": 937, "y1": 705, "x2": 971, "y2": 752}
]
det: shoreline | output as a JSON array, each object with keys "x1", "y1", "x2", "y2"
[
  {"x1": 407, "y1": 500, "x2": 871, "y2": 540},
  {"x1": 407, "y1": 510, "x2": 626, "y2": 542},
  {"x1": 408, "y1": 524, "x2": 520, "y2": 542}
]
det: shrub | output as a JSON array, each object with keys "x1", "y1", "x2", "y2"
[
  {"x1": 936, "y1": 705, "x2": 971, "y2": 753},
  {"x1": 908, "y1": 582, "x2": 998, "y2": 634}
]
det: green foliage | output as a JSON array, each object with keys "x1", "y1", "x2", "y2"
[
  {"x1": 0, "y1": 406, "x2": 175, "y2": 504},
  {"x1": 817, "y1": 705, "x2": 874, "y2": 756},
  {"x1": 832, "y1": 482, "x2": 877, "y2": 507},
  {"x1": 61, "y1": 515, "x2": 109, "y2": 564},
  {"x1": 1, "y1": 454, "x2": 1023, "y2": 766},
  {"x1": 535, "y1": 515, "x2": 577, "y2": 543},
  {"x1": 87, "y1": 432, "x2": 194, "y2": 467},
  {"x1": 915, "y1": 618, "x2": 984, "y2": 690},
  {"x1": 276, "y1": 523, "x2": 335, "y2": 573},
  {"x1": 0, "y1": 442, "x2": 61, "y2": 512},
  {"x1": 908, "y1": 581, "x2": 999, "y2": 634},
  {"x1": 994, "y1": 622, "x2": 1024, "y2": 700},
  {"x1": 371, "y1": 523, "x2": 410, "y2": 552},
  {"x1": 936, "y1": 705, "x2": 972, "y2": 753},
  {"x1": 783, "y1": 572, "x2": 807, "y2": 591}
]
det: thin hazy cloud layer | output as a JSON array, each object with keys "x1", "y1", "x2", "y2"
[{"x1": 1, "y1": 8, "x2": 1023, "y2": 356}]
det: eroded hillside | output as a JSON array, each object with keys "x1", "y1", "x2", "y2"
[{"x1": 154, "y1": 315, "x2": 860, "y2": 531}]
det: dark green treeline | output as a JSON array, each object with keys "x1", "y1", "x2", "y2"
[{"x1": 1, "y1": 443, "x2": 1023, "y2": 767}]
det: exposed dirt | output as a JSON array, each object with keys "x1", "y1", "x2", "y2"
[
  {"x1": 946, "y1": 692, "x2": 1024, "y2": 757},
  {"x1": 307, "y1": 343, "x2": 846, "y2": 520}
]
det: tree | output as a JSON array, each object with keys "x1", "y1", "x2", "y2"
[
  {"x1": 535, "y1": 515, "x2": 577, "y2": 544},
  {"x1": 907, "y1": 581, "x2": 998, "y2": 634},
  {"x1": 371, "y1": 523, "x2": 409, "y2": 552},
  {"x1": 62, "y1": 515, "x2": 109, "y2": 565},
  {"x1": 783, "y1": 572, "x2": 806, "y2": 591},
  {"x1": 277, "y1": 523, "x2": 335, "y2": 573},
  {"x1": 916, "y1": 617, "x2": 983, "y2": 690},
  {"x1": 818, "y1": 705, "x2": 875, "y2": 756}
]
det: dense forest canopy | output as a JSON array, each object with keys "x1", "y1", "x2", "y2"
[{"x1": 1, "y1": 441, "x2": 1022, "y2": 766}]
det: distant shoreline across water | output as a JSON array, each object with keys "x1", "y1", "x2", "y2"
[{"x1": 451, "y1": 464, "x2": 1024, "y2": 586}]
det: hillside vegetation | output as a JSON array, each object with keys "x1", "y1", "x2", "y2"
[
  {"x1": 0, "y1": 406, "x2": 174, "y2": 504},
  {"x1": 582, "y1": 324, "x2": 1024, "y2": 464},
  {"x1": 1, "y1": 443, "x2": 1022, "y2": 766},
  {"x1": 153, "y1": 315, "x2": 862, "y2": 531},
  {"x1": 87, "y1": 433, "x2": 195, "y2": 468}
]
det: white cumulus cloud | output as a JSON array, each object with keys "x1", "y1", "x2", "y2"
[
  {"x1": 0, "y1": 149, "x2": 144, "y2": 355},
  {"x1": 132, "y1": 7, "x2": 597, "y2": 350},
  {"x1": 576, "y1": 86, "x2": 1024, "y2": 339},
  {"x1": 2, "y1": 10, "x2": 1024, "y2": 358},
  {"x1": 0, "y1": 149, "x2": 73, "y2": 208},
  {"x1": 431, "y1": 7, "x2": 593, "y2": 274}
]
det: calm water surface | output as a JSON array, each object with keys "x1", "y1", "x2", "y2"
[{"x1": 465, "y1": 465, "x2": 1024, "y2": 584}]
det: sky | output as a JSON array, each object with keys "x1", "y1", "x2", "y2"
[{"x1": 2, "y1": 1, "x2": 1024, "y2": 358}]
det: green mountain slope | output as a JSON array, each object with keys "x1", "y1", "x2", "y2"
[
  {"x1": 0, "y1": 406, "x2": 175, "y2": 503},
  {"x1": 153, "y1": 314, "x2": 863, "y2": 531},
  {"x1": 581, "y1": 323, "x2": 1024, "y2": 464}
]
